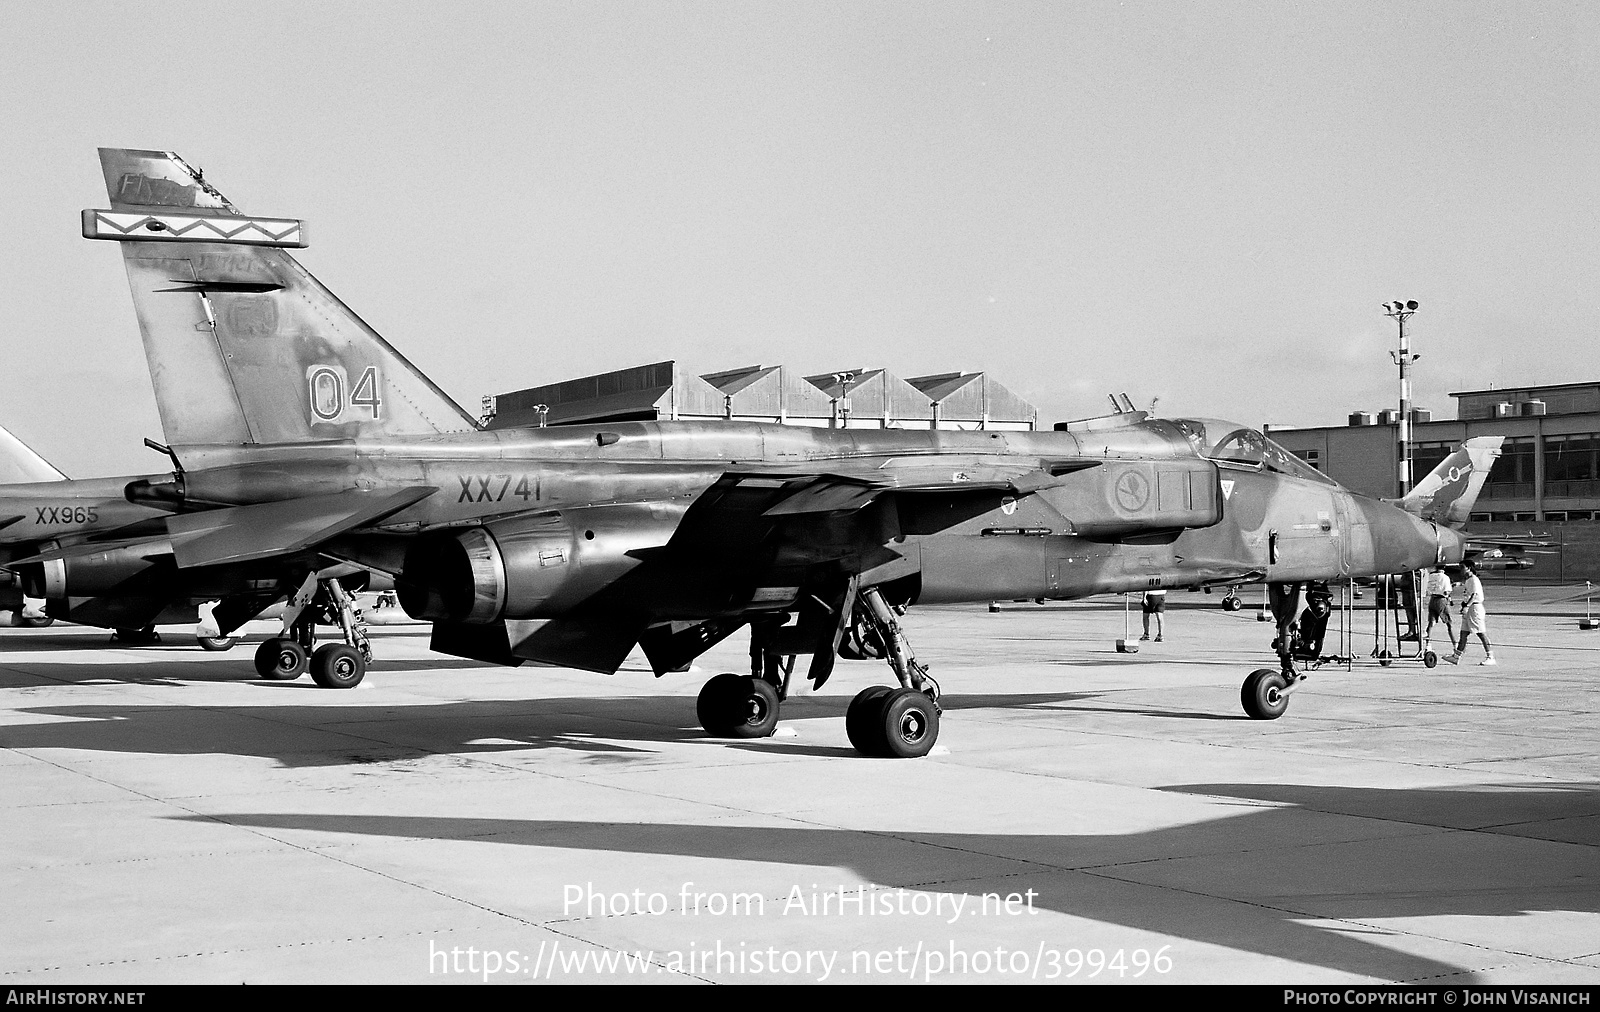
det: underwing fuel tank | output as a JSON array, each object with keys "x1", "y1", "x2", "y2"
[{"x1": 397, "y1": 502, "x2": 685, "y2": 623}]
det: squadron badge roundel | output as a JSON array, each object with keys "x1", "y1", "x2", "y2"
[{"x1": 1115, "y1": 470, "x2": 1150, "y2": 512}]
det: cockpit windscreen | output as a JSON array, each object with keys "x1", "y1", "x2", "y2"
[{"x1": 1173, "y1": 418, "x2": 1337, "y2": 485}]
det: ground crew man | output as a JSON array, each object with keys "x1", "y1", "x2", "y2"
[
  {"x1": 1140, "y1": 588, "x2": 1166, "y2": 642},
  {"x1": 1447, "y1": 560, "x2": 1496, "y2": 666},
  {"x1": 1423, "y1": 567, "x2": 1455, "y2": 653}
]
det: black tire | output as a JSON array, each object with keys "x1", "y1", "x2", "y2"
[
  {"x1": 696, "y1": 673, "x2": 779, "y2": 738},
  {"x1": 871, "y1": 688, "x2": 940, "y2": 758},
  {"x1": 730, "y1": 678, "x2": 780, "y2": 738},
  {"x1": 1378, "y1": 649, "x2": 1393, "y2": 668},
  {"x1": 1222, "y1": 596, "x2": 1242, "y2": 612},
  {"x1": 19, "y1": 615, "x2": 54, "y2": 628},
  {"x1": 254, "y1": 638, "x2": 307, "y2": 680},
  {"x1": 845, "y1": 685, "x2": 896, "y2": 754},
  {"x1": 696, "y1": 673, "x2": 746, "y2": 735},
  {"x1": 310, "y1": 643, "x2": 365, "y2": 689},
  {"x1": 1424, "y1": 650, "x2": 1438, "y2": 669},
  {"x1": 114, "y1": 626, "x2": 160, "y2": 645},
  {"x1": 1241, "y1": 668, "x2": 1289, "y2": 720},
  {"x1": 197, "y1": 636, "x2": 237, "y2": 652}
]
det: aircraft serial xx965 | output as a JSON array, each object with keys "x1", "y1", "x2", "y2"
[
  {"x1": 19, "y1": 147, "x2": 1500, "y2": 758},
  {"x1": 0, "y1": 421, "x2": 384, "y2": 649}
]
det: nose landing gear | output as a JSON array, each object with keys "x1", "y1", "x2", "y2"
[{"x1": 1241, "y1": 582, "x2": 1309, "y2": 720}]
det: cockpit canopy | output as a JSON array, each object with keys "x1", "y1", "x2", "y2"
[{"x1": 1170, "y1": 418, "x2": 1337, "y2": 486}]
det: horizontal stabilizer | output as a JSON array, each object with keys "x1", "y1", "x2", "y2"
[
  {"x1": 166, "y1": 487, "x2": 436, "y2": 568},
  {"x1": 0, "y1": 424, "x2": 67, "y2": 483},
  {"x1": 506, "y1": 616, "x2": 643, "y2": 673},
  {"x1": 432, "y1": 620, "x2": 525, "y2": 667}
]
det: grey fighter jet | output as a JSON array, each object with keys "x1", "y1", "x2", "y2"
[
  {"x1": 0, "y1": 420, "x2": 384, "y2": 648},
  {"x1": 54, "y1": 148, "x2": 1498, "y2": 757}
]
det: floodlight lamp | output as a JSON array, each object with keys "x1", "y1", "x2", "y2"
[{"x1": 1406, "y1": 300, "x2": 1418, "y2": 310}]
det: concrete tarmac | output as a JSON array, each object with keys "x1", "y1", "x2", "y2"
[{"x1": 1, "y1": 599, "x2": 1597, "y2": 985}]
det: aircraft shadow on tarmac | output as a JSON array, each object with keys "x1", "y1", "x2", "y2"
[
  {"x1": 0, "y1": 691, "x2": 1104, "y2": 766},
  {"x1": 190, "y1": 781, "x2": 1600, "y2": 983}
]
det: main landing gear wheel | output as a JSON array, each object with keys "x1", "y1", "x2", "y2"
[
  {"x1": 696, "y1": 673, "x2": 780, "y2": 739},
  {"x1": 845, "y1": 685, "x2": 895, "y2": 753},
  {"x1": 196, "y1": 636, "x2": 237, "y2": 652},
  {"x1": 255, "y1": 638, "x2": 307, "y2": 680},
  {"x1": 310, "y1": 643, "x2": 366, "y2": 689},
  {"x1": 846, "y1": 686, "x2": 939, "y2": 758},
  {"x1": 1241, "y1": 668, "x2": 1289, "y2": 720}
]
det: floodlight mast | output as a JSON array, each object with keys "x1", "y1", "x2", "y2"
[{"x1": 1384, "y1": 300, "x2": 1421, "y2": 495}]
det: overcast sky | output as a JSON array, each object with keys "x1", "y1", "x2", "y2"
[{"x1": 2, "y1": 1, "x2": 1596, "y2": 475}]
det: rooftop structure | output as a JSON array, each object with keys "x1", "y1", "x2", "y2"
[{"x1": 491, "y1": 362, "x2": 1038, "y2": 431}]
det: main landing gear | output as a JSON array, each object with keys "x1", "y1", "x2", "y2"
[
  {"x1": 252, "y1": 574, "x2": 371, "y2": 688},
  {"x1": 695, "y1": 586, "x2": 942, "y2": 758}
]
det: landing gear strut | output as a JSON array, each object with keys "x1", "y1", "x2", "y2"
[
  {"x1": 252, "y1": 573, "x2": 372, "y2": 688},
  {"x1": 692, "y1": 584, "x2": 941, "y2": 757},
  {"x1": 1240, "y1": 581, "x2": 1306, "y2": 719},
  {"x1": 843, "y1": 587, "x2": 941, "y2": 757}
]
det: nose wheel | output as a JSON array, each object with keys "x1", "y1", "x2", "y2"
[{"x1": 1241, "y1": 667, "x2": 1292, "y2": 719}]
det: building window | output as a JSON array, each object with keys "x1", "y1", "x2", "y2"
[
  {"x1": 1483, "y1": 437, "x2": 1536, "y2": 498},
  {"x1": 1412, "y1": 441, "x2": 1452, "y2": 480},
  {"x1": 1543, "y1": 433, "x2": 1599, "y2": 499},
  {"x1": 1293, "y1": 448, "x2": 1321, "y2": 471}
]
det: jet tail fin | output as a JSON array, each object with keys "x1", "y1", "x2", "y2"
[
  {"x1": 86, "y1": 148, "x2": 478, "y2": 448},
  {"x1": 1394, "y1": 436, "x2": 1503, "y2": 528},
  {"x1": 0, "y1": 424, "x2": 67, "y2": 483}
]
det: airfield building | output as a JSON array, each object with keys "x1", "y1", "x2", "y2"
[
  {"x1": 1269, "y1": 380, "x2": 1600, "y2": 583},
  {"x1": 488, "y1": 361, "x2": 1038, "y2": 431}
]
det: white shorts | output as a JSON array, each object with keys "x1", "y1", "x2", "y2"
[{"x1": 1461, "y1": 603, "x2": 1488, "y2": 635}]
